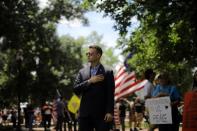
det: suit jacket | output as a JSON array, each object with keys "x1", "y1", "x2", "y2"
[{"x1": 74, "y1": 64, "x2": 115, "y2": 118}]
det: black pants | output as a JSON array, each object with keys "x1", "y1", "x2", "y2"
[
  {"x1": 158, "y1": 107, "x2": 180, "y2": 131},
  {"x1": 158, "y1": 123, "x2": 179, "y2": 131},
  {"x1": 43, "y1": 114, "x2": 52, "y2": 130},
  {"x1": 120, "y1": 117, "x2": 125, "y2": 131},
  {"x1": 79, "y1": 117, "x2": 111, "y2": 131},
  {"x1": 56, "y1": 116, "x2": 64, "y2": 131}
]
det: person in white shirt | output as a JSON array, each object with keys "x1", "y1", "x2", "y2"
[{"x1": 143, "y1": 69, "x2": 155, "y2": 99}]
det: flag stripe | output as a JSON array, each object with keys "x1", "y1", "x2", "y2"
[
  {"x1": 115, "y1": 80, "x2": 147, "y2": 100},
  {"x1": 115, "y1": 72, "x2": 129, "y2": 87},
  {"x1": 115, "y1": 71, "x2": 135, "y2": 87},
  {"x1": 114, "y1": 65, "x2": 148, "y2": 100},
  {"x1": 115, "y1": 66, "x2": 126, "y2": 80},
  {"x1": 115, "y1": 79, "x2": 143, "y2": 96},
  {"x1": 115, "y1": 73, "x2": 135, "y2": 93},
  {"x1": 114, "y1": 104, "x2": 120, "y2": 126}
]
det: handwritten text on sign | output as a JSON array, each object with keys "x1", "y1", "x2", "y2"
[{"x1": 145, "y1": 96, "x2": 172, "y2": 124}]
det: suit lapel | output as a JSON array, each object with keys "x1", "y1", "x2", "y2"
[
  {"x1": 96, "y1": 64, "x2": 105, "y2": 75},
  {"x1": 84, "y1": 65, "x2": 91, "y2": 79}
]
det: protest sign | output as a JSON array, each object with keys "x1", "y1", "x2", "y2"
[{"x1": 145, "y1": 96, "x2": 172, "y2": 124}]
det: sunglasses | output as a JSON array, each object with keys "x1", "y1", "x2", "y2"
[{"x1": 86, "y1": 52, "x2": 95, "y2": 56}]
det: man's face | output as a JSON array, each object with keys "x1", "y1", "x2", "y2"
[{"x1": 86, "y1": 48, "x2": 101, "y2": 63}]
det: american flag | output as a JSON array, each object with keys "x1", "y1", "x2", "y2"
[
  {"x1": 114, "y1": 104, "x2": 120, "y2": 127},
  {"x1": 114, "y1": 65, "x2": 147, "y2": 101},
  {"x1": 113, "y1": 64, "x2": 147, "y2": 128}
]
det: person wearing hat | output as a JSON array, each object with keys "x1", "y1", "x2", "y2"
[{"x1": 151, "y1": 72, "x2": 181, "y2": 131}]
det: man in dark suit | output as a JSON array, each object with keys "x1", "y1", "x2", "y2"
[{"x1": 74, "y1": 45, "x2": 115, "y2": 131}]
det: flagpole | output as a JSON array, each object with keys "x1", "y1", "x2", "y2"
[{"x1": 56, "y1": 89, "x2": 61, "y2": 97}]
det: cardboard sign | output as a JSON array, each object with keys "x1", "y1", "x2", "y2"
[
  {"x1": 182, "y1": 91, "x2": 197, "y2": 131},
  {"x1": 145, "y1": 96, "x2": 172, "y2": 124}
]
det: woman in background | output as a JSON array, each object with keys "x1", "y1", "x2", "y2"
[{"x1": 151, "y1": 72, "x2": 181, "y2": 131}]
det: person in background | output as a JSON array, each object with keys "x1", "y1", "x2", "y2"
[
  {"x1": 42, "y1": 101, "x2": 53, "y2": 131},
  {"x1": 70, "y1": 112, "x2": 78, "y2": 131},
  {"x1": 144, "y1": 69, "x2": 156, "y2": 99},
  {"x1": 74, "y1": 45, "x2": 115, "y2": 131},
  {"x1": 34, "y1": 110, "x2": 42, "y2": 127},
  {"x1": 129, "y1": 101, "x2": 136, "y2": 131},
  {"x1": 63, "y1": 100, "x2": 72, "y2": 131},
  {"x1": 56, "y1": 96, "x2": 65, "y2": 131},
  {"x1": 119, "y1": 100, "x2": 126, "y2": 131},
  {"x1": 151, "y1": 72, "x2": 181, "y2": 131},
  {"x1": 11, "y1": 109, "x2": 17, "y2": 129},
  {"x1": 27, "y1": 103, "x2": 34, "y2": 131},
  {"x1": 0, "y1": 110, "x2": 2, "y2": 125},
  {"x1": 2, "y1": 108, "x2": 8, "y2": 126},
  {"x1": 147, "y1": 73, "x2": 161, "y2": 131},
  {"x1": 52, "y1": 99, "x2": 58, "y2": 129},
  {"x1": 192, "y1": 70, "x2": 197, "y2": 91},
  {"x1": 133, "y1": 97, "x2": 144, "y2": 131},
  {"x1": 121, "y1": 98, "x2": 136, "y2": 131},
  {"x1": 143, "y1": 69, "x2": 156, "y2": 129},
  {"x1": 24, "y1": 107, "x2": 29, "y2": 128}
]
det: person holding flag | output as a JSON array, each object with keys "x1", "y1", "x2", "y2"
[
  {"x1": 74, "y1": 45, "x2": 115, "y2": 131},
  {"x1": 67, "y1": 94, "x2": 80, "y2": 114},
  {"x1": 67, "y1": 94, "x2": 81, "y2": 131}
]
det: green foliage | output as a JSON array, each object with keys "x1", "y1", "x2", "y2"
[
  {"x1": 58, "y1": 35, "x2": 84, "y2": 99},
  {"x1": 84, "y1": 0, "x2": 197, "y2": 94},
  {"x1": 0, "y1": 0, "x2": 86, "y2": 106},
  {"x1": 102, "y1": 47, "x2": 119, "y2": 68}
]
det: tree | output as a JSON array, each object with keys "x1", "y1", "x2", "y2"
[
  {"x1": 0, "y1": 0, "x2": 86, "y2": 106},
  {"x1": 83, "y1": 0, "x2": 197, "y2": 93},
  {"x1": 58, "y1": 35, "x2": 84, "y2": 99}
]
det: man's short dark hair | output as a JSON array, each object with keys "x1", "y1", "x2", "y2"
[
  {"x1": 144, "y1": 69, "x2": 154, "y2": 79},
  {"x1": 89, "y1": 45, "x2": 103, "y2": 55}
]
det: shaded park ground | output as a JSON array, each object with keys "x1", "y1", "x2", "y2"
[{"x1": 0, "y1": 119, "x2": 182, "y2": 131}]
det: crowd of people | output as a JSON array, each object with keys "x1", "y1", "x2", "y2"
[
  {"x1": 0, "y1": 108, "x2": 17, "y2": 127},
  {"x1": 115, "y1": 68, "x2": 197, "y2": 131},
  {"x1": 0, "y1": 97, "x2": 78, "y2": 131},
  {"x1": 0, "y1": 45, "x2": 196, "y2": 131},
  {"x1": 117, "y1": 98, "x2": 145, "y2": 131}
]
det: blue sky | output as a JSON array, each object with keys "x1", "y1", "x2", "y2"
[
  {"x1": 56, "y1": 11, "x2": 119, "y2": 48},
  {"x1": 38, "y1": 0, "x2": 139, "y2": 61},
  {"x1": 56, "y1": 11, "x2": 125, "y2": 61},
  {"x1": 38, "y1": 0, "x2": 119, "y2": 47}
]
